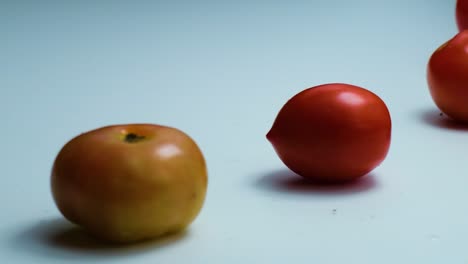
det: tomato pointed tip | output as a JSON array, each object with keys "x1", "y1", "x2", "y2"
[{"x1": 266, "y1": 129, "x2": 273, "y2": 141}]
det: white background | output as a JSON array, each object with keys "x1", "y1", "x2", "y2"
[{"x1": 1, "y1": 0, "x2": 467, "y2": 263}]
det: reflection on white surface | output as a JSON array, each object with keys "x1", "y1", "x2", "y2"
[{"x1": 157, "y1": 144, "x2": 182, "y2": 159}]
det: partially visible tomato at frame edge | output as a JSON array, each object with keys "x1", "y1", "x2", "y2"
[
  {"x1": 457, "y1": 0, "x2": 468, "y2": 31},
  {"x1": 427, "y1": 30, "x2": 468, "y2": 123},
  {"x1": 266, "y1": 83, "x2": 392, "y2": 183}
]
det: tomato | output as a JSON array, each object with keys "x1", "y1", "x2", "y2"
[
  {"x1": 457, "y1": 0, "x2": 468, "y2": 31},
  {"x1": 427, "y1": 30, "x2": 468, "y2": 122},
  {"x1": 266, "y1": 83, "x2": 391, "y2": 183},
  {"x1": 51, "y1": 124, "x2": 208, "y2": 243}
]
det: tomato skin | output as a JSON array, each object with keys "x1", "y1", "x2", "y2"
[
  {"x1": 267, "y1": 83, "x2": 391, "y2": 183},
  {"x1": 427, "y1": 31, "x2": 468, "y2": 122},
  {"x1": 457, "y1": 0, "x2": 468, "y2": 31},
  {"x1": 51, "y1": 124, "x2": 208, "y2": 243}
]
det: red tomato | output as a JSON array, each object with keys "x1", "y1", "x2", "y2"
[
  {"x1": 267, "y1": 83, "x2": 391, "y2": 183},
  {"x1": 457, "y1": 0, "x2": 468, "y2": 31},
  {"x1": 427, "y1": 30, "x2": 468, "y2": 122}
]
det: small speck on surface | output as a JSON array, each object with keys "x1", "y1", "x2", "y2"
[
  {"x1": 428, "y1": 234, "x2": 440, "y2": 243},
  {"x1": 332, "y1": 209, "x2": 337, "y2": 215}
]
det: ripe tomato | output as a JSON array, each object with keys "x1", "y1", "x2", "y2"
[
  {"x1": 267, "y1": 83, "x2": 391, "y2": 183},
  {"x1": 427, "y1": 30, "x2": 468, "y2": 122},
  {"x1": 457, "y1": 0, "x2": 468, "y2": 31},
  {"x1": 51, "y1": 124, "x2": 208, "y2": 243}
]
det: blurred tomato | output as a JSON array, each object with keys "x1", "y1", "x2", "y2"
[
  {"x1": 457, "y1": 0, "x2": 468, "y2": 31},
  {"x1": 267, "y1": 83, "x2": 391, "y2": 183},
  {"x1": 427, "y1": 30, "x2": 468, "y2": 122}
]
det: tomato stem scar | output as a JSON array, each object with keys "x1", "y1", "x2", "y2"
[{"x1": 124, "y1": 133, "x2": 146, "y2": 143}]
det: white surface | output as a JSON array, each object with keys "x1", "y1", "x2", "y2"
[{"x1": 1, "y1": 0, "x2": 466, "y2": 263}]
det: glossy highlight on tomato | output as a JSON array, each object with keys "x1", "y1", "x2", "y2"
[
  {"x1": 427, "y1": 30, "x2": 468, "y2": 122},
  {"x1": 267, "y1": 83, "x2": 391, "y2": 183},
  {"x1": 457, "y1": 0, "x2": 468, "y2": 31}
]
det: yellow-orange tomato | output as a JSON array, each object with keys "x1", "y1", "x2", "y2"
[
  {"x1": 427, "y1": 30, "x2": 468, "y2": 122},
  {"x1": 51, "y1": 124, "x2": 208, "y2": 243},
  {"x1": 267, "y1": 83, "x2": 391, "y2": 183}
]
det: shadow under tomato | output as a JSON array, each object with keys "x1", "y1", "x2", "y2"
[
  {"x1": 419, "y1": 108, "x2": 468, "y2": 131},
  {"x1": 10, "y1": 218, "x2": 188, "y2": 259},
  {"x1": 254, "y1": 168, "x2": 378, "y2": 196}
]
